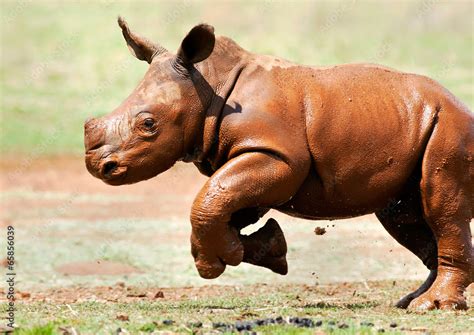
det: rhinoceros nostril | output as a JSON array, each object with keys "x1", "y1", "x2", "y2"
[{"x1": 102, "y1": 161, "x2": 118, "y2": 177}]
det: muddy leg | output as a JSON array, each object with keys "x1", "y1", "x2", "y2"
[
  {"x1": 240, "y1": 218, "x2": 288, "y2": 275},
  {"x1": 190, "y1": 152, "x2": 307, "y2": 279},
  {"x1": 230, "y1": 208, "x2": 289, "y2": 275},
  {"x1": 410, "y1": 200, "x2": 473, "y2": 309},
  {"x1": 410, "y1": 193, "x2": 473, "y2": 309},
  {"x1": 409, "y1": 109, "x2": 473, "y2": 311},
  {"x1": 376, "y1": 186, "x2": 438, "y2": 308}
]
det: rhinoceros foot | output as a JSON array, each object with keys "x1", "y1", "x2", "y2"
[
  {"x1": 408, "y1": 268, "x2": 469, "y2": 311},
  {"x1": 240, "y1": 218, "x2": 288, "y2": 275}
]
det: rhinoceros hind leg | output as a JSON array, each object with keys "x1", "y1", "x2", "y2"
[
  {"x1": 375, "y1": 183, "x2": 438, "y2": 309},
  {"x1": 409, "y1": 108, "x2": 473, "y2": 311},
  {"x1": 229, "y1": 208, "x2": 288, "y2": 274},
  {"x1": 240, "y1": 218, "x2": 288, "y2": 275}
]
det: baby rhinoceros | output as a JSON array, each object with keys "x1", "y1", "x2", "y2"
[{"x1": 84, "y1": 18, "x2": 473, "y2": 311}]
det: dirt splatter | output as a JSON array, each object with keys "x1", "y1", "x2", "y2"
[
  {"x1": 154, "y1": 291, "x2": 165, "y2": 299},
  {"x1": 314, "y1": 227, "x2": 326, "y2": 235},
  {"x1": 0, "y1": 258, "x2": 9, "y2": 267},
  {"x1": 116, "y1": 314, "x2": 130, "y2": 321}
]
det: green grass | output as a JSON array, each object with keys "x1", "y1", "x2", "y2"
[
  {"x1": 14, "y1": 324, "x2": 56, "y2": 335},
  {"x1": 1, "y1": 1, "x2": 472, "y2": 154},
  {"x1": 6, "y1": 283, "x2": 473, "y2": 334}
]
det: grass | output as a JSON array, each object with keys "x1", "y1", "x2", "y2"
[
  {"x1": 6, "y1": 282, "x2": 474, "y2": 334},
  {"x1": 0, "y1": 1, "x2": 472, "y2": 155}
]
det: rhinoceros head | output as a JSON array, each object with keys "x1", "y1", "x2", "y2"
[{"x1": 84, "y1": 17, "x2": 216, "y2": 185}]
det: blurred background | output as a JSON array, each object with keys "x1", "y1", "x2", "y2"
[{"x1": 1, "y1": 1, "x2": 472, "y2": 291}]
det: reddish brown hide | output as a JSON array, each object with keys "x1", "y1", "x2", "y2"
[{"x1": 84, "y1": 18, "x2": 473, "y2": 311}]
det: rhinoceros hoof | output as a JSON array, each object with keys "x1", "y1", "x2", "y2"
[
  {"x1": 395, "y1": 270, "x2": 437, "y2": 309},
  {"x1": 254, "y1": 255, "x2": 288, "y2": 275},
  {"x1": 408, "y1": 289, "x2": 468, "y2": 311},
  {"x1": 395, "y1": 295, "x2": 415, "y2": 309},
  {"x1": 195, "y1": 257, "x2": 226, "y2": 279},
  {"x1": 240, "y1": 218, "x2": 288, "y2": 275}
]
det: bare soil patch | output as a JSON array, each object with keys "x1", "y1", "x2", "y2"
[
  {"x1": 1, "y1": 155, "x2": 206, "y2": 222},
  {"x1": 56, "y1": 260, "x2": 143, "y2": 276},
  {"x1": 6, "y1": 280, "x2": 474, "y2": 306}
]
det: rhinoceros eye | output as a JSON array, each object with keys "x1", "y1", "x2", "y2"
[
  {"x1": 143, "y1": 118, "x2": 155, "y2": 129},
  {"x1": 137, "y1": 117, "x2": 157, "y2": 136}
]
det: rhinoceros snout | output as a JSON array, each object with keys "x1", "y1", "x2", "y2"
[
  {"x1": 84, "y1": 117, "x2": 129, "y2": 184},
  {"x1": 84, "y1": 117, "x2": 105, "y2": 152}
]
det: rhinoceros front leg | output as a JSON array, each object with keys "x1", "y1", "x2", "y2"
[
  {"x1": 229, "y1": 207, "x2": 269, "y2": 231},
  {"x1": 190, "y1": 151, "x2": 306, "y2": 279}
]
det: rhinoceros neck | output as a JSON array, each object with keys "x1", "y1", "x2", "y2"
[{"x1": 191, "y1": 37, "x2": 250, "y2": 169}]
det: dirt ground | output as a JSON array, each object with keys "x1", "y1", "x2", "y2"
[
  {"x1": 2, "y1": 279, "x2": 473, "y2": 306},
  {"x1": 1, "y1": 155, "x2": 206, "y2": 222}
]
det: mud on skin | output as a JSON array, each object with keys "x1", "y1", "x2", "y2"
[{"x1": 84, "y1": 17, "x2": 473, "y2": 311}]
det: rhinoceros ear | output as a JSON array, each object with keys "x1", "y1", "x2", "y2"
[
  {"x1": 118, "y1": 16, "x2": 167, "y2": 64},
  {"x1": 177, "y1": 23, "x2": 215, "y2": 66}
]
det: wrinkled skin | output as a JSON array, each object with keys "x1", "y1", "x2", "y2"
[{"x1": 84, "y1": 18, "x2": 473, "y2": 311}]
